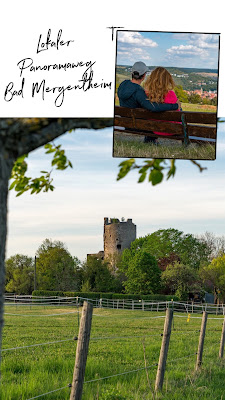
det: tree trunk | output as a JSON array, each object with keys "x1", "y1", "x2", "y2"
[
  {"x1": 0, "y1": 150, "x2": 14, "y2": 364},
  {"x1": 0, "y1": 118, "x2": 114, "y2": 366}
]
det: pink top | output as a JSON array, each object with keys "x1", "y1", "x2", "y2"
[
  {"x1": 164, "y1": 90, "x2": 178, "y2": 103},
  {"x1": 145, "y1": 90, "x2": 179, "y2": 136}
]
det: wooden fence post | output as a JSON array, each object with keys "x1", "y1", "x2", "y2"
[
  {"x1": 70, "y1": 301, "x2": 93, "y2": 400},
  {"x1": 219, "y1": 316, "x2": 225, "y2": 359},
  {"x1": 155, "y1": 308, "x2": 173, "y2": 392},
  {"x1": 195, "y1": 311, "x2": 208, "y2": 371}
]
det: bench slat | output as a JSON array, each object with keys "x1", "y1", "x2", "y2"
[
  {"x1": 114, "y1": 117, "x2": 184, "y2": 135},
  {"x1": 188, "y1": 125, "x2": 217, "y2": 139},
  {"x1": 114, "y1": 106, "x2": 217, "y2": 124}
]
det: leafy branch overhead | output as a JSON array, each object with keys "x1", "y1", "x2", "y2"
[
  {"x1": 116, "y1": 116, "x2": 225, "y2": 184},
  {"x1": 117, "y1": 158, "x2": 206, "y2": 185},
  {"x1": 9, "y1": 143, "x2": 73, "y2": 196}
]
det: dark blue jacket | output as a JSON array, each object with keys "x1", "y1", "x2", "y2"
[{"x1": 117, "y1": 80, "x2": 178, "y2": 112}]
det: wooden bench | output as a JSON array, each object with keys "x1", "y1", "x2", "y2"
[{"x1": 114, "y1": 106, "x2": 217, "y2": 145}]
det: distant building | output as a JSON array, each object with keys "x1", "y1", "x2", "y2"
[
  {"x1": 87, "y1": 217, "x2": 136, "y2": 267},
  {"x1": 104, "y1": 217, "x2": 136, "y2": 260}
]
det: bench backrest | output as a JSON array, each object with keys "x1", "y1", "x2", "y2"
[{"x1": 114, "y1": 106, "x2": 217, "y2": 142}]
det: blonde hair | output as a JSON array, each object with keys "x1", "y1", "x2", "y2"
[{"x1": 144, "y1": 67, "x2": 175, "y2": 103}]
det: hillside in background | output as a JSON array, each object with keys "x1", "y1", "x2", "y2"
[{"x1": 116, "y1": 65, "x2": 218, "y2": 92}]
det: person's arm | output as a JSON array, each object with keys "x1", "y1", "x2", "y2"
[{"x1": 136, "y1": 88, "x2": 178, "y2": 112}]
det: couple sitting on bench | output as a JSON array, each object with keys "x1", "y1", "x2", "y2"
[{"x1": 117, "y1": 61, "x2": 181, "y2": 143}]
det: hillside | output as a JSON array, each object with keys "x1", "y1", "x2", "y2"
[{"x1": 116, "y1": 65, "x2": 218, "y2": 92}]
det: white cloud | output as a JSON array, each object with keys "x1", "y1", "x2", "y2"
[
  {"x1": 117, "y1": 51, "x2": 130, "y2": 56},
  {"x1": 166, "y1": 44, "x2": 208, "y2": 58},
  {"x1": 117, "y1": 45, "x2": 152, "y2": 63},
  {"x1": 118, "y1": 32, "x2": 158, "y2": 47},
  {"x1": 172, "y1": 33, "x2": 219, "y2": 50},
  {"x1": 188, "y1": 34, "x2": 219, "y2": 49}
]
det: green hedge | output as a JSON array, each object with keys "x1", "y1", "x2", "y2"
[
  {"x1": 32, "y1": 290, "x2": 65, "y2": 297},
  {"x1": 32, "y1": 290, "x2": 178, "y2": 301}
]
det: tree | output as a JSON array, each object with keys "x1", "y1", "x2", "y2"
[
  {"x1": 81, "y1": 256, "x2": 122, "y2": 293},
  {"x1": 197, "y1": 232, "x2": 225, "y2": 261},
  {"x1": 200, "y1": 254, "x2": 225, "y2": 303},
  {"x1": 35, "y1": 239, "x2": 81, "y2": 291},
  {"x1": 188, "y1": 93, "x2": 202, "y2": 104},
  {"x1": 120, "y1": 228, "x2": 210, "y2": 271},
  {"x1": 0, "y1": 117, "x2": 113, "y2": 359},
  {"x1": 5, "y1": 254, "x2": 34, "y2": 294},
  {"x1": 162, "y1": 262, "x2": 200, "y2": 300},
  {"x1": 174, "y1": 85, "x2": 189, "y2": 103},
  {"x1": 122, "y1": 251, "x2": 161, "y2": 295},
  {"x1": 117, "y1": 158, "x2": 206, "y2": 186},
  {"x1": 157, "y1": 252, "x2": 180, "y2": 271},
  {"x1": 202, "y1": 98, "x2": 211, "y2": 105}
]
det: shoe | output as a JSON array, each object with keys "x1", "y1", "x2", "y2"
[{"x1": 144, "y1": 136, "x2": 157, "y2": 144}]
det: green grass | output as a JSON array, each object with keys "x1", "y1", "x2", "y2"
[
  {"x1": 181, "y1": 103, "x2": 216, "y2": 113},
  {"x1": 113, "y1": 135, "x2": 216, "y2": 160},
  {"x1": 1, "y1": 306, "x2": 225, "y2": 399}
]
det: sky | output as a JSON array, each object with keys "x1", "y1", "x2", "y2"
[
  {"x1": 116, "y1": 31, "x2": 220, "y2": 69},
  {"x1": 6, "y1": 120, "x2": 225, "y2": 263}
]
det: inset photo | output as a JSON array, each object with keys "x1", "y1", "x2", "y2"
[{"x1": 113, "y1": 31, "x2": 219, "y2": 160}]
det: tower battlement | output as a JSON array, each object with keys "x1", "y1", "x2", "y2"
[{"x1": 104, "y1": 217, "x2": 136, "y2": 259}]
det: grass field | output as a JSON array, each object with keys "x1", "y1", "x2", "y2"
[
  {"x1": 113, "y1": 135, "x2": 216, "y2": 159},
  {"x1": 1, "y1": 305, "x2": 225, "y2": 400}
]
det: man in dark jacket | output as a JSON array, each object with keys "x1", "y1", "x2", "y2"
[{"x1": 117, "y1": 61, "x2": 180, "y2": 143}]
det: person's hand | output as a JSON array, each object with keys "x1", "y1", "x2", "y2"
[{"x1": 176, "y1": 99, "x2": 182, "y2": 110}]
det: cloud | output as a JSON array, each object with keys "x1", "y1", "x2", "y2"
[
  {"x1": 118, "y1": 31, "x2": 158, "y2": 47},
  {"x1": 188, "y1": 34, "x2": 219, "y2": 49},
  {"x1": 117, "y1": 44, "x2": 152, "y2": 63},
  {"x1": 166, "y1": 44, "x2": 208, "y2": 58},
  {"x1": 172, "y1": 33, "x2": 219, "y2": 49}
]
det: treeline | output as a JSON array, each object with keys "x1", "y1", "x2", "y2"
[{"x1": 5, "y1": 230, "x2": 225, "y2": 302}]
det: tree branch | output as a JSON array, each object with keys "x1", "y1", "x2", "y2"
[{"x1": 1, "y1": 118, "x2": 114, "y2": 158}]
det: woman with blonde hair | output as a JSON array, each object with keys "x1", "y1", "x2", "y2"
[{"x1": 144, "y1": 67, "x2": 180, "y2": 137}]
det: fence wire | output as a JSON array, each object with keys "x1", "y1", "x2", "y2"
[
  {"x1": 3, "y1": 296, "x2": 225, "y2": 400},
  {"x1": 24, "y1": 353, "x2": 198, "y2": 400}
]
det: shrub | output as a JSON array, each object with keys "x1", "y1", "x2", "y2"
[{"x1": 32, "y1": 290, "x2": 179, "y2": 302}]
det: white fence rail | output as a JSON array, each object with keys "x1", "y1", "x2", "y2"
[{"x1": 4, "y1": 295, "x2": 225, "y2": 315}]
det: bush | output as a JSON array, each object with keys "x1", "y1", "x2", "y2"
[
  {"x1": 32, "y1": 290, "x2": 179, "y2": 302},
  {"x1": 32, "y1": 290, "x2": 64, "y2": 297}
]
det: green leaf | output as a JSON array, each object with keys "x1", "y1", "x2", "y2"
[
  {"x1": 9, "y1": 181, "x2": 17, "y2": 190},
  {"x1": 149, "y1": 169, "x2": 163, "y2": 185},
  {"x1": 138, "y1": 172, "x2": 147, "y2": 183},
  {"x1": 117, "y1": 159, "x2": 136, "y2": 181}
]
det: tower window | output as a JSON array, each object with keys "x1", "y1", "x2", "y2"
[{"x1": 117, "y1": 244, "x2": 121, "y2": 250}]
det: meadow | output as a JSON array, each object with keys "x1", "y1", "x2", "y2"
[{"x1": 1, "y1": 304, "x2": 225, "y2": 400}]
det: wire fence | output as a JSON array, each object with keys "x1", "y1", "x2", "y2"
[
  {"x1": 2, "y1": 296, "x2": 225, "y2": 400},
  {"x1": 25, "y1": 353, "x2": 198, "y2": 400}
]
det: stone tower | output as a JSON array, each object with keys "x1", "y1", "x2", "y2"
[{"x1": 104, "y1": 217, "x2": 136, "y2": 260}]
